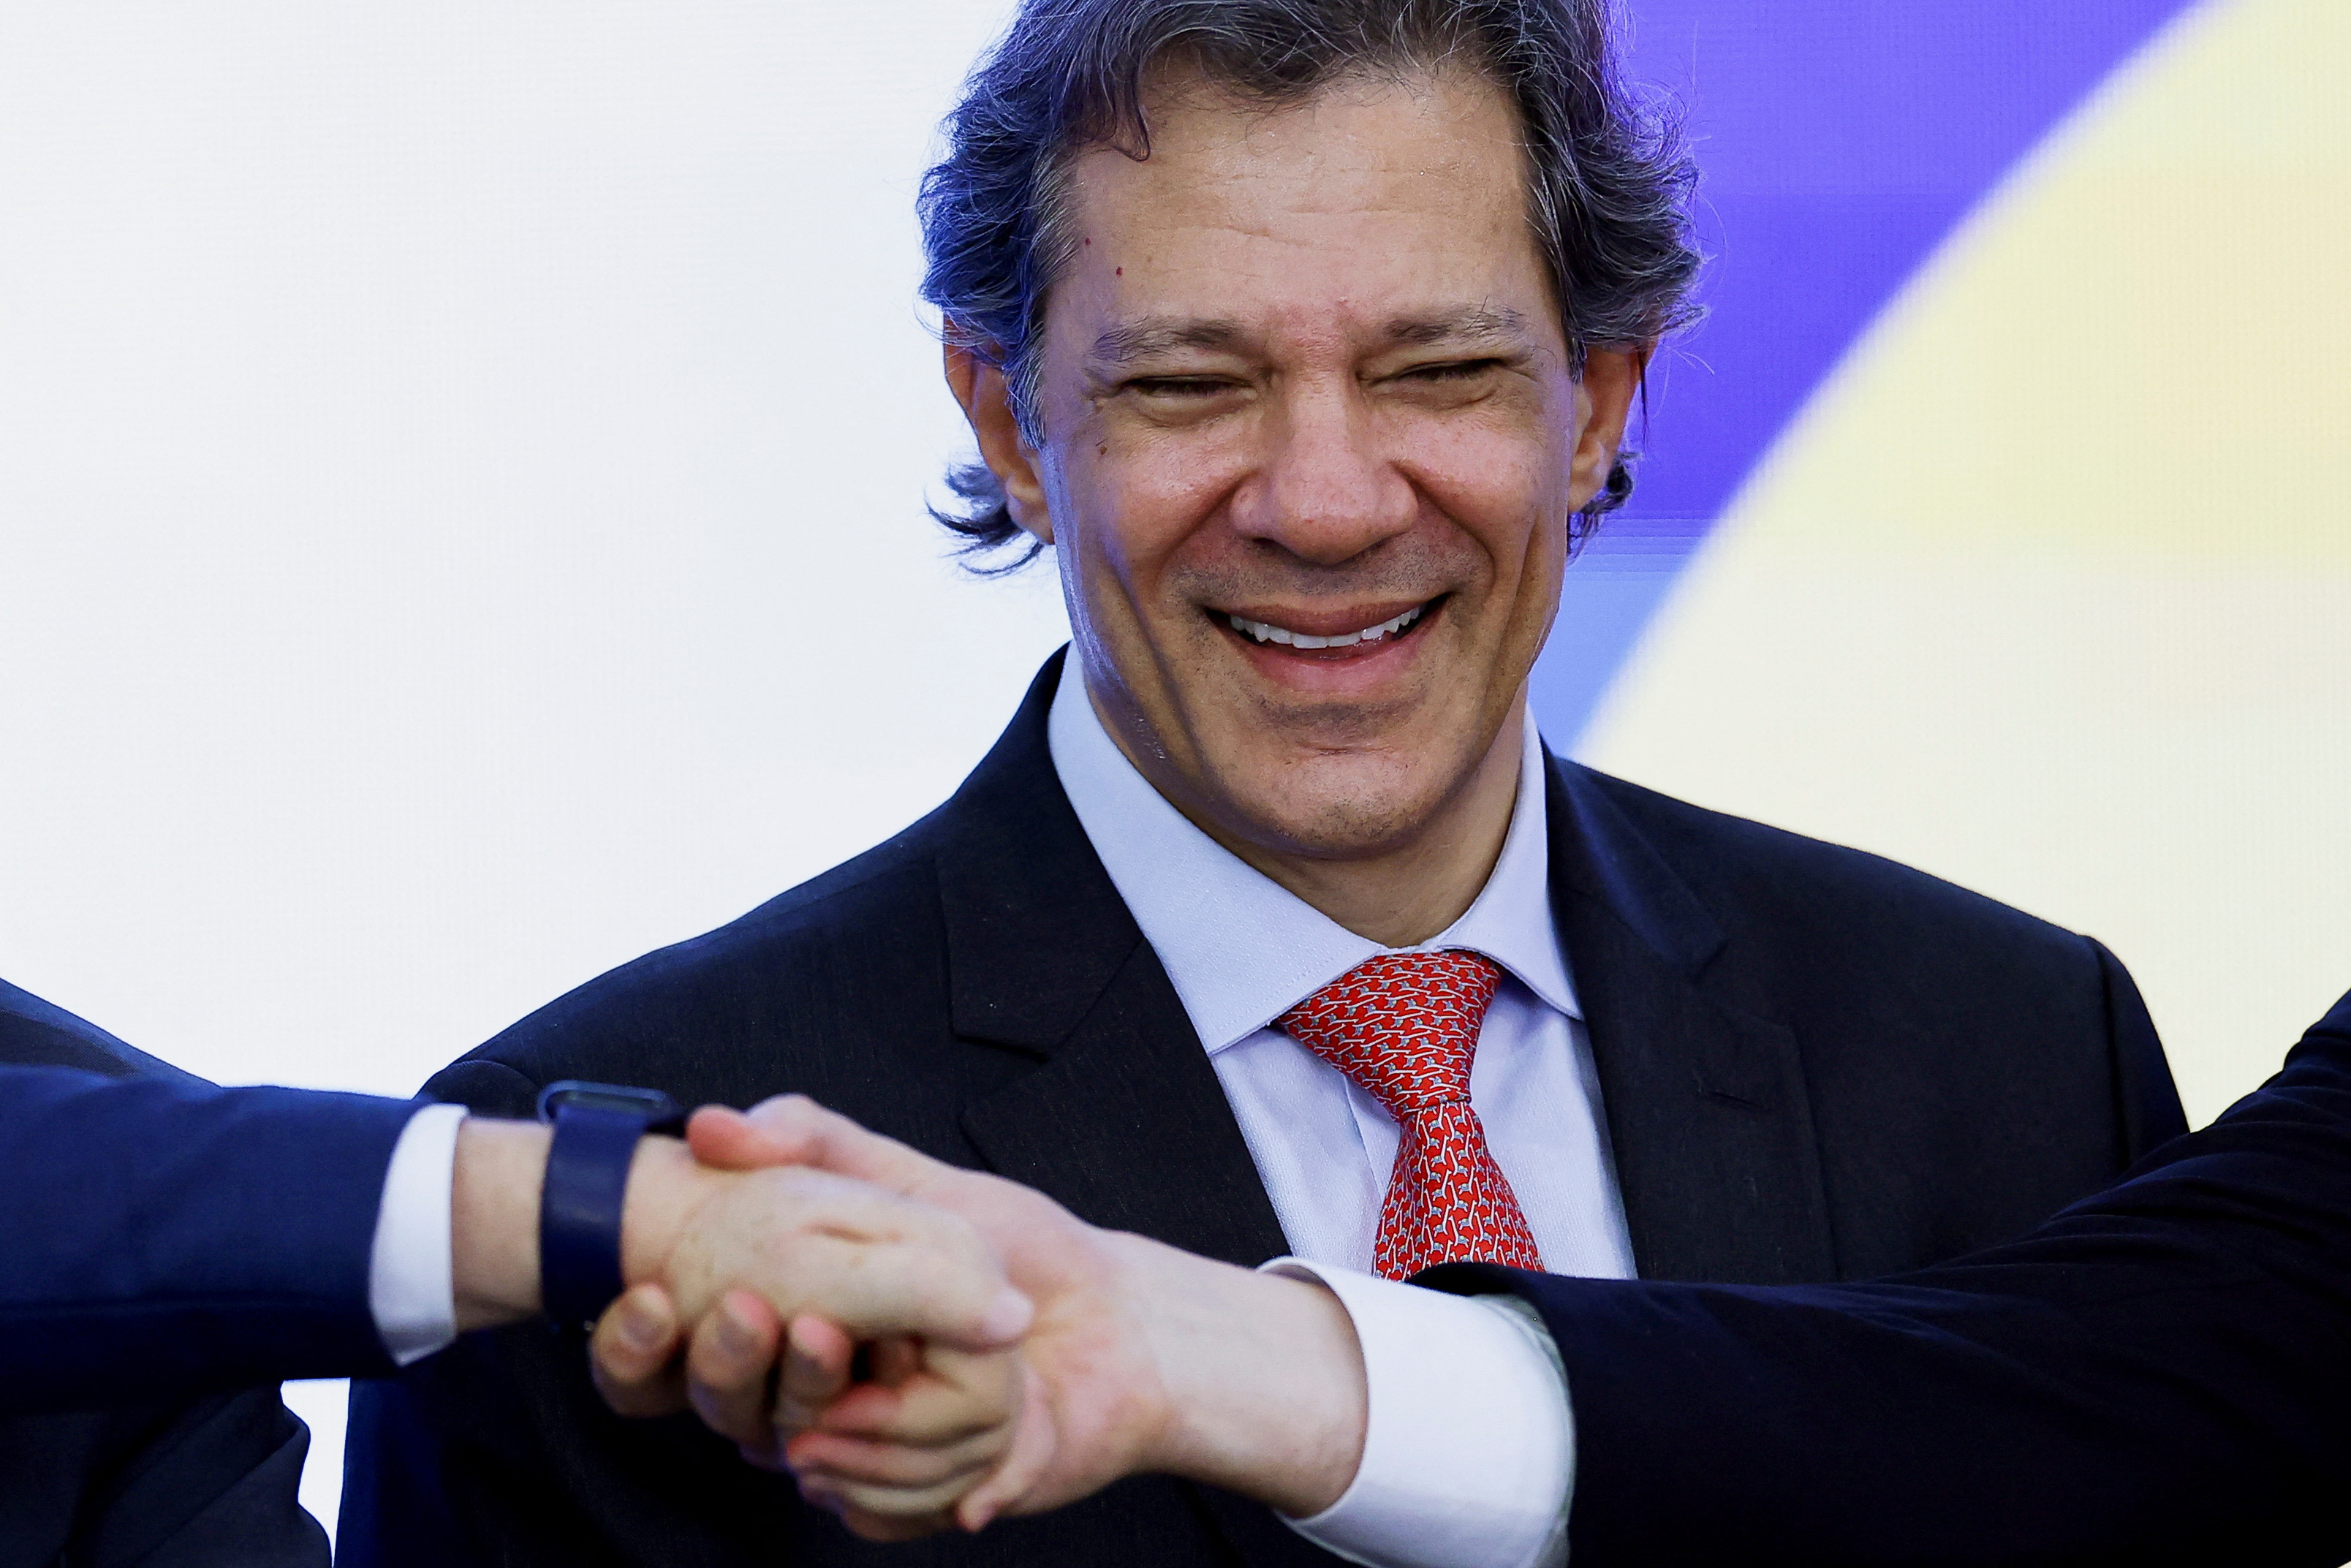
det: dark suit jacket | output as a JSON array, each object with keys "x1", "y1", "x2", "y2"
[
  {"x1": 0, "y1": 979, "x2": 406, "y2": 1567},
  {"x1": 341, "y1": 650, "x2": 2185, "y2": 1567},
  {"x1": 1439, "y1": 987, "x2": 2351, "y2": 1568}
]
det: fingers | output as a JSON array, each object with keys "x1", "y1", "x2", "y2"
[
  {"x1": 800, "y1": 1230, "x2": 1032, "y2": 1351},
  {"x1": 814, "y1": 1347, "x2": 1012, "y2": 1446},
  {"x1": 773, "y1": 1314, "x2": 855, "y2": 1433},
  {"x1": 684, "y1": 1102, "x2": 811, "y2": 1172},
  {"x1": 781, "y1": 1340, "x2": 1023, "y2": 1539},
  {"x1": 652, "y1": 1297, "x2": 1029, "y2": 1538},
  {"x1": 868, "y1": 1336, "x2": 922, "y2": 1389},
  {"x1": 589, "y1": 1284, "x2": 687, "y2": 1417},
  {"x1": 791, "y1": 1417, "x2": 1012, "y2": 1538},
  {"x1": 685, "y1": 1290, "x2": 786, "y2": 1464},
  {"x1": 801, "y1": 1486, "x2": 958, "y2": 1544},
  {"x1": 789, "y1": 1422, "x2": 1010, "y2": 1493},
  {"x1": 650, "y1": 1094, "x2": 1070, "y2": 1530}
]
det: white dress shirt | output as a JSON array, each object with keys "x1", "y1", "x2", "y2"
[{"x1": 1048, "y1": 669, "x2": 1622, "y2": 1568}]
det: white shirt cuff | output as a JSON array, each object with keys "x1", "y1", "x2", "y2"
[
  {"x1": 368, "y1": 1101, "x2": 469, "y2": 1366},
  {"x1": 1261, "y1": 1259, "x2": 1574, "y2": 1568}
]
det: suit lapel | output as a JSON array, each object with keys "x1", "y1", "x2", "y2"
[
  {"x1": 934, "y1": 649, "x2": 1290, "y2": 1265},
  {"x1": 1548, "y1": 756, "x2": 1839, "y2": 1284},
  {"x1": 958, "y1": 936, "x2": 1292, "y2": 1266}
]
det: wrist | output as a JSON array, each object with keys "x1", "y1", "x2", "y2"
[
  {"x1": 1119, "y1": 1236, "x2": 1366, "y2": 1515},
  {"x1": 447, "y1": 1118, "x2": 725, "y2": 1336},
  {"x1": 450, "y1": 1118, "x2": 553, "y2": 1332}
]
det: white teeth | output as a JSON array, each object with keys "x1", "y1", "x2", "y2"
[{"x1": 1227, "y1": 604, "x2": 1425, "y2": 648}]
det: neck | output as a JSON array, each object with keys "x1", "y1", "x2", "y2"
[{"x1": 1108, "y1": 690, "x2": 1529, "y2": 950}]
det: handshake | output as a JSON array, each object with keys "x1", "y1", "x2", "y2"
[{"x1": 472, "y1": 1097, "x2": 1372, "y2": 1541}]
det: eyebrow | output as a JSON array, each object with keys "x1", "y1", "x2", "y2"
[
  {"x1": 1085, "y1": 306, "x2": 1536, "y2": 371},
  {"x1": 1381, "y1": 304, "x2": 1533, "y2": 349},
  {"x1": 1086, "y1": 318, "x2": 1250, "y2": 368}
]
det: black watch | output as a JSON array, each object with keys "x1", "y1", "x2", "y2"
[{"x1": 535, "y1": 1080, "x2": 687, "y2": 1332}]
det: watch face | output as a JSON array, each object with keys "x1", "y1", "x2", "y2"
[{"x1": 537, "y1": 1079, "x2": 683, "y2": 1126}]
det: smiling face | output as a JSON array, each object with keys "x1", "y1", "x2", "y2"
[{"x1": 958, "y1": 64, "x2": 1638, "y2": 884}]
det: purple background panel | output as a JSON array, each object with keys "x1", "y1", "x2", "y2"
[{"x1": 1532, "y1": 0, "x2": 2199, "y2": 744}]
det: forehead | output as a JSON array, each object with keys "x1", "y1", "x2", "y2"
[{"x1": 1050, "y1": 67, "x2": 1556, "y2": 346}]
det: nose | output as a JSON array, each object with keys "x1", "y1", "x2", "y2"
[{"x1": 1226, "y1": 376, "x2": 1418, "y2": 566}]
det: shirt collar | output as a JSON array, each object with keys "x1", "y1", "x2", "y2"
[{"x1": 1047, "y1": 662, "x2": 1578, "y2": 1055}]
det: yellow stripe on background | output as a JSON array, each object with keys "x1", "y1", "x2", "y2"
[{"x1": 1582, "y1": 0, "x2": 2351, "y2": 1123}]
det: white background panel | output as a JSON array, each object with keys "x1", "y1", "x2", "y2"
[{"x1": 0, "y1": 0, "x2": 1041, "y2": 1533}]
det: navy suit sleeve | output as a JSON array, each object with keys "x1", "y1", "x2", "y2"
[
  {"x1": 0, "y1": 1064, "x2": 421, "y2": 1413},
  {"x1": 0, "y1": 1390, "x2": 330, "y2": 1566},
  {"x1": 1426, "y1": 988, "x2": 2351, "y2": 1568}
]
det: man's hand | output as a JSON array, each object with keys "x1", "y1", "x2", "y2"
[{"x1": 595, "y1": 1096, "x2": 1369, "y2": 1538}]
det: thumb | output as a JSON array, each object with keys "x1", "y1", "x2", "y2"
[
  {"x1": 688, "y1": 1097, "x2": 953, "y2": 1200},
  {"x1": 686, "y1": 1104, "x2": 801, "y2": 1170},
  {"x1": 955, "y1": 1363, "x2": 1061, "y2": 1531}
]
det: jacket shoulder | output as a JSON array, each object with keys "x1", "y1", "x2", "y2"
[
  {"x1": 1573, "y1": 765, "x2": 2095, "y2": 969},
  {"x1": 0, "y1": 978, "x2": 197, "y2": 1082},
  {"x1": 1567, "y1": 765, "x2": 2185, "y2": 1252}
]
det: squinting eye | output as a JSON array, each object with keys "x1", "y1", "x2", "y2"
[
  {"x1": 1407, "y1": 359, "x2": 1503, "y2": 382},
  {"x1": 1128, "y1": 378, "x2": 1233, "y2": 398}
]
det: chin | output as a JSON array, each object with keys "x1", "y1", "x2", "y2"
[{"x1": 1235, "y1": 760, "x2": 1464, "y2": 863}]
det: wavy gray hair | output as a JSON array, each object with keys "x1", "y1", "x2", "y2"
[{"x1": 919, "y1": 0, "x2": 1702, "y2": 569}]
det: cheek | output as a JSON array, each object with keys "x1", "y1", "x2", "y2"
[
  {"x1": 1060, "y1": 420, "x2": 1249, "y2": 584},
  {"x1": 1384, "y1": 404, "x2": 1572, "y2": 575}
]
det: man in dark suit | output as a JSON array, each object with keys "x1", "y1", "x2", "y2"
[
  {"x1": 341, "y1": 0, "x2": 2185, "y2": 1562},
  {"x1": 348, "y1": 656, "x2": 2184, "y2": 1568}
]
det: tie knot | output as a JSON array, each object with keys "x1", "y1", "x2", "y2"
[{"x1": 1278, "y1": 950, "x2": 1504, "y2": 1116}]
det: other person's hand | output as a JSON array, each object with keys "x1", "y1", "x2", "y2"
[
  {"x1": 450, "y1": 1116, "x2": 1031, "y2": 1363},
  {"x1": 619, "y1": 1139, "x2": 1031, "y2": 1357}
]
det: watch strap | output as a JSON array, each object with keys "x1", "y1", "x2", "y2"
[{"x1": 536, "y1": 1081, "x2": 686, "y2": 1332}]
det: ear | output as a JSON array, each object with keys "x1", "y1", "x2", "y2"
[
  {"x1": 1566, "y1": 346, "x2": 1647, "y2": 515},
  {"x1": 944, "y1": 339, "x2": 1054, "y2": 545}
]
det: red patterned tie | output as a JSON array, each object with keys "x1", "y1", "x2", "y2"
[{"x1": 1278, "y1": 950, "x2": 1544, "y2": 1279}]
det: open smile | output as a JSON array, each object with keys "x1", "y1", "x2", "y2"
[
  {"x1": 1215, "y1": 596, "x2": 1442, "y2": 656},
  {"x1": 1207, "y1": 596, "x2": 1446, "y2": 694},
  {"x1": 1226, "y1": 602, "x2": 1428, "y2": 649}
]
